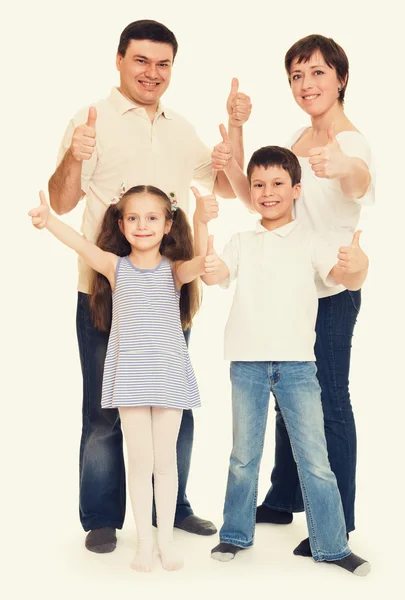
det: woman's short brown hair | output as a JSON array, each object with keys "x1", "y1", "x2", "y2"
[{"x1": 285, "y1": 34, "x2": 349, "y2": 104}]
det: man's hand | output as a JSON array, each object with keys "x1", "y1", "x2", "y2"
[
  {"x1": 70, "y1": 106, "x2": 97, "y2": 161},
  {"x1": 226, "y1": 78, "x2": 252, "y2": 127},
  {"x1": 191, "y1": 187, "x2": 219, "y2": 224}
]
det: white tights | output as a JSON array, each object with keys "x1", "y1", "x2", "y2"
[{"x1": 119, "y1": 406, "x2": 183, "y2": 572}]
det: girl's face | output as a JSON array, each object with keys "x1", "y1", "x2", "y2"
[
  {"x1": 289, "y1": 51, "x2": 344, "y2": 118},
  {"x1": 119, "y1": 193, "x2": 172, "y2": 251}
]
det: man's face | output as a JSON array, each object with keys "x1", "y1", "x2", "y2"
[
  {"x1": 250, "y1": 165, "x2": 301, "y2": 228},
  {"x1": 116, "y1": 39, "x2": 173, "y2": 108}
]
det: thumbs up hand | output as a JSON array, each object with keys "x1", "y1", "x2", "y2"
[
  {"x1": 212, "y1": 124, "x2": 233, "y2": 171},
  {"x1": 191, "y1": 186, "x2": 219, "y2": 224},
  {"x1": 308, "y1": 123, "x2": 349, "y2": 179},
  {"x1": 337, "y1": 231, "x2": 369, "y2": 274},
  {"x1": 70, "y1": 106, "x2": 97, "y2": 161},
  {"x1": 204, "y1": 235, "x2": 222, "y2": 274},
  {"x1": 28, "y1": 190, "x2": 50, "y2": 229},
  {"x1": 226, "y1": 78, "x2": 252, "y2": 127}
]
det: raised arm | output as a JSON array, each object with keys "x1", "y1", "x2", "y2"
[
  {"x1": 308, "y1": 124, "x2": 371, "y2": 199},
  {"x1": 48, "y1": 107, "x2": 97, "y2": 215},
  {"x1": 29, "y1": 191, "x2": 117, "y2": 286},
  {"x1": 330, "y1": 231, "x2": 369, "y2": 290},
  {"x1": 174, "y1": 235, "x2": 229, "y2": 287},
  {"x1": 212, "y1": 125, "x2": 252, "y2": 209},
  {"x1": 213, "y1": 79, "x2": 252, "y2": 199}
]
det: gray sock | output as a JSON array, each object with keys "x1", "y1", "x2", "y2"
[
  {"x1": 174, "y1": 515, "x2": 217, "y2": 536},
  {"x1": 211, "y1": 542, "x2": 243, "y2": 562},
  {"x1": 331, "y1": 553, "x2": 371, "y2": 577},
  {"x1": 85, "y1": 527, "x2": 117, "y2": 553}
]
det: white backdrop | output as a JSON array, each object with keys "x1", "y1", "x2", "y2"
[{"x1": 3, "y1": 0, "x2": 404, "y2": 598}]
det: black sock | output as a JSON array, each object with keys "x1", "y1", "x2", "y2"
[
  {"x1": 331, "y1": 553, "x2": 370, "y2": 577},
  {"x1": 211, "y1": 542, "x2": 244, "y2": 562},
  {"x1": 256, "y1": 504, "x2": 293, "y2": 524},
  {"x1": 294, "y1": 534, "x2": 350, "y2": 558}
]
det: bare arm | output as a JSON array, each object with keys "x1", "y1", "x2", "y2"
[
  {"x1": 174, "y1": 257, "x2": 206, "y2": 286},
  {"x1": 49, "y1": 107, "x2": 97, "y2": 215},
  {"x1": 29, "y1": 191, "x2": 117, "y2": 286},
  {"x1": 48, "y1": 148, "x2": 84, "y2": 215},
  {"x1": 339, "y1": 157, "x2": 371, "y2": 199}
]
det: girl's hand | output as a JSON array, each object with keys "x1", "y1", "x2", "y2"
[
  {"x1": 204, "y1": 235, "x2": 222, "y2": 274},
  {"x1": 337, "y1": 231, "x2": 369, "y2": 273},
  {"x1": 28, "y1": 190, "x2": 50, "y2": 229},
  {"x1": 308, "y1": 124, "x2": 350, "y2": 179}
]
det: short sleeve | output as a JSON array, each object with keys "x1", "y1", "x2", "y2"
[
  {"x1": 56, "y1": 109, "x2": 98, "y2": 196},
  {"x1": 311, "y1": 234, "x2": 339, "y2": 287},
  {"x1": 219, "y1": 234, "x2": 240, "y2": 289},
  {"x1": 336, "y1": 132, "x2": 376, "y2": 207},
  {"x1": 191, "y1": 131, "x2": 215, "y2": 193}
]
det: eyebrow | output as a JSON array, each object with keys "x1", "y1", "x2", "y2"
[
  {"x1": 291, "y1": 64, "x2": 327, "y2": 73},
  {"x1": 132, "y1": 54, "x2": 171, "y2": 64}
]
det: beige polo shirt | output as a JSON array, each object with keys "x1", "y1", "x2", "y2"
[
  {"x1": 220, "y1": 220, "x2": 339, "y2": 362},
  {"x1": 57, "y1": 87, "x2": 215, "y2": 293}
]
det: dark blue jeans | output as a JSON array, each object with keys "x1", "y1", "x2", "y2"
[
  {"x1": 76, "y1": 292, "x2": 194, "y2": 532},
  {"x1": 262, "y1": 289, "x2": 361, "y2": 533}
]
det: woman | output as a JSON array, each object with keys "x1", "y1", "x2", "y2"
[{"x1": 212, "y1": 34, "x2": 375, "y2": 557}]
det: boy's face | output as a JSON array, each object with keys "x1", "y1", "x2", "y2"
[{"x1": 249, "y1": 165, "x2": 301, "y2": 229}]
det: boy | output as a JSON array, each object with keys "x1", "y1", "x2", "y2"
[{"x1": 193, "y1": 146, "x2": 370, "y2": 576}]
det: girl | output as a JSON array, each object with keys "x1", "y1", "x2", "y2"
[
  {"x1": 210, "y1": 34, "x2": 375, "y2": 557},
  {"x1": 29, "y1": 185, "x2": 213, "y2": 572}
]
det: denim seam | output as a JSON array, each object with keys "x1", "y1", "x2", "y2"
[
  {"x1": 219, "y1": 537, "x2": 253, "y2": 548},
  {"x1": 275, "y1": 398, "x2": 320, "y2": 557}
]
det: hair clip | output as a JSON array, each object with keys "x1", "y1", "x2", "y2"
[
  {"x1": 169, "y1": 192, "x2": 179, "y2": 212},
  {"x1": 110, "y1": 181, "x2": 126, "y2": 205}
]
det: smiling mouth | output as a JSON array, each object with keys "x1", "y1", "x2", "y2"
[
  {"x1": 261, "y1": 201, "x2": 280, "y2": 207},
  {"x1": 138, "y1": 80, "x2": 160, "y2": 89},
  {"x1": 302, "y1": 94, "x2": 320, "y2": 100}
]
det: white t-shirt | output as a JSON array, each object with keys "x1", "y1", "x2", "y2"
[
  {"x1": 220, "y1": 220, "x2": 339, "y2": 362},
  {"x1": 288, "y1": 127, "x2": 376, "y2": 298},
  {"x1": 57, "y1": 87, "x2": 215, "y2": 293}
]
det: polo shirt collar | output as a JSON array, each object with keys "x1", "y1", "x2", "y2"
[
  {"x1": 255, "y1": 219, "x2": 299, "y2": 237},
  {"x1": 108, "y1": 87, "x2": 173, "y2": 119}
]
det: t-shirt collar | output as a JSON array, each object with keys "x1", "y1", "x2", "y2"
[
  {"x1": 108, "y1": 87, "x2": 173, "y2": 119},
  {"x1": 255, "y1": 219, "x2": 299, "y2": 237}
]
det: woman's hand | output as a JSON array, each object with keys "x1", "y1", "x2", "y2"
[{"x1": 308, "y1": 124, "x2": 350, "y2": 179}]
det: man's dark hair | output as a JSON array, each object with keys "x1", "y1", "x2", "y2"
[
  {"x1": 247, "y1": 146, "x2": 302, "y2": 186},
  {"x1": 118, "y1": 20, "x2": 178, "y2": 59},
  {"x1": 284, "y1": 34, "x2": 349, "y2": 104}
]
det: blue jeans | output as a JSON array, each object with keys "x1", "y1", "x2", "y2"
[
  {"x1": 220, "y1": 360, "x2": 350, "y2": 562},
  {"x1": 76, "y1": 292, "x2": 194, "y2": 531},
  {"x1": 263, "y1": 290, "x2": 360, "y2": 533}
]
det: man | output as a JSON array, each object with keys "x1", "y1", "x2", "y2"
[{"x1": 48, "y1": 19, "x2": 252, "y2": 553}]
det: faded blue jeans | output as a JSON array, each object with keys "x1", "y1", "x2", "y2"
[
  {"x1": 76, "y1": 292, "x2": 194, "y2": 531},
  {"x1": 263, "y1": 290, "x2": 360, "y2": 533},
  {"x1": 220, "y1": 360, "x2": 350, "y2": 562}
]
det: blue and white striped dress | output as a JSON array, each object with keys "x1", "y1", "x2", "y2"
[{"x1": 101, "y1": 256, "x2": 200, "y2": 410}]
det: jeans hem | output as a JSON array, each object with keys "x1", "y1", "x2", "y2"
[
  {"x1": 263, "y1": 502, "x2": 304, "y2": 514},
  {"x1": 219, "y1": 537, "x2": 253, "y2": 549},
  {"x1": 174, "y1": 507, "x2": 194, "y2": 522},
  {"x1": 312, "y1": 546, "x2": 351, "y2": 562},
  {"x1": 82, "y1": 521, "x2": 124, "y2": 532}
]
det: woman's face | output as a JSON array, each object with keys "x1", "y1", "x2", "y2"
[{"x1": 289, "y1": 50, "x2": 344, "y2": 117}]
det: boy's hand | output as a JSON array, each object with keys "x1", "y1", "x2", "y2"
[
  {"x1": 212, "y1": 124, "x2": 233, "y2": 171},
  {"x1": 70, "y1": 106, "x2": 97, "y2": 161},
  {"x1": 191, "y1": 187, "x2": 219, "y2": 223},
  {"x1": 337, "y1": 231, "x2": 369, "y2": 273},
  {"x1": 226, "y1": 78, "x2": 252, "y2": 127},
  {"x1": 308, "y1": 123, "x2": 350, "y2": 179},
  {"x1": 204, "y1": 235, "x2": 222, "y2": 274},
  {"x1": 28, "y1": 190, "x2": 50, "y2": 229}
]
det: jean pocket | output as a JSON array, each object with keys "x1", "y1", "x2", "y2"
[{"x1": 347, "y1": 289, "x2": 361, "y2": 314}]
